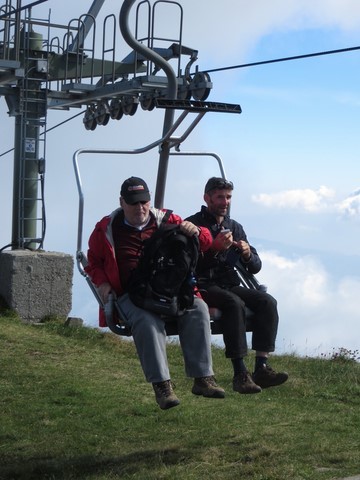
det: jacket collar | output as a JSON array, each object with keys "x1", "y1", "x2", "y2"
[{"x1": 201, "y1": 205, "x2": 231, "y2": 226}]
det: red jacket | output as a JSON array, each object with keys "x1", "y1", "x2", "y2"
[{"x1": 85, "y1": 207, "x2": 212, "y2": 326}]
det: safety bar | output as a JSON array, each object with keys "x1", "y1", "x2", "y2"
[
  {"x1": 73, "y1": 143, "x2": 227, "y2": 261},
  {"x1": 169, "y1": 151, "x2": 226, "y2": 178}
]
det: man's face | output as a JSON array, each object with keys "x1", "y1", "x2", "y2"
[
  {"x1": 204, "y1": 188, "x2": 232, "y2": 218},
  {"x1": 120, "y1": 198, "x2": 151, "y2": 227}
]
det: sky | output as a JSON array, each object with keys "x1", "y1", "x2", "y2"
[{"x1": 1, "y1": 0, "x2": 359, "y2": 359}]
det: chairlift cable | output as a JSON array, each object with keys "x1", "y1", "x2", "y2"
[
  {"x1": 42, "y1": 110, "x2": 86, "y2": 134},
  {"x1": 0, "y1": 147, "x2": 14, "y2": 159},
  {"x1": 203, "y1": 45, "x2": 360, "y2": 74}
]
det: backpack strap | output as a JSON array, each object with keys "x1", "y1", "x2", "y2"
[{"x1": 161, "y1": 209, "x2": 173, "y2": 225}]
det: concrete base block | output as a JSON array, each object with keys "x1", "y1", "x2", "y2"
[{"x1": 0, "y1": 250, "x2": 73, "y2": 322}]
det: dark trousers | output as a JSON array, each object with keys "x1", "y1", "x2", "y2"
[{"x1": 201, "y1": 285, "x2": 279, "y2": 358}]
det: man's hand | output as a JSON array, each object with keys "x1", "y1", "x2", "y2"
[
  {"x1": 234, "y1": 240, "x2": 251, "y2": 261},
  {"x1": 180, "y1": 221, "x2": 200, "y2": 237},
  {"x1": 98, "y1": 282, "x2": 112, "y2": 304},
  {"x1": 212, "y1": 230, "x2": 233, "y2": 251}
]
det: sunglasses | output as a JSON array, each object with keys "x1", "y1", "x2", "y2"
[{"x1": 206, "y1": 179, "x2": 234, "y2": 193}]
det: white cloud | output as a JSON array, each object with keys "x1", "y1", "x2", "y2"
[
  {"x1": 182, "y1": 0, "x2": 360, "y2": 65},
  {"x1": 252, "y1": 186, "x2": 335, "y2": 212},
  {"x1": 259, "y1": 251, "x2": 329, "y2": 306},
  {"x1": 335, "y1": 189, "x2": 360, "y2": 219},
  {"x1": 296, "y1": 0, "x2": 360, "y2": 31}
]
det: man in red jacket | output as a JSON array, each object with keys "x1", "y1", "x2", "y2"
[{"x1": 85, "y1": 176, "x2": 225, "y2": 410}]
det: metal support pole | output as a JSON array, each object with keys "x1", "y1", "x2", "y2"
[
  {"x1": 155, "y1": 107, "x2": 176, "y2": 209},
  {"x1": 11, "y1": 112, "x2": 41, "y2": 249}
]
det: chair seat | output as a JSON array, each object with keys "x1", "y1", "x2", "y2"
[
  {"x1": 107, "y1": 305, "x2": 254, "y2": 337},
  {"x1": 209, "y1": 307, "x2": 254, "y2": 334}
]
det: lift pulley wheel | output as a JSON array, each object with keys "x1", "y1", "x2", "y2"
[
  {"x1": 83, "y1": 106, "x2": 97, "y2": 131},
  {"x1": 121, "y1": 96, "x2": 139, "y2": 116},
  {"x1": 191, "y1": 71, "x2": 212, "y2": 101},
  {"x1": 177, "y1": 76, "x2": 192, "y2": 100},
  {"x1": 95, "y1": 101, "x2": 110, "y2": 126},
  {"x1": 109, "y1": 98, "x2": 123, "y2": 120},
  {"x1": 140, "y1": 95, "x2": 156, "y2": 111}
]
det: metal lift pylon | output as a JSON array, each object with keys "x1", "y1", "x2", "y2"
[
  {"x1": 1, "y1": 0, "x2": 241, "y2": 250},
  {"x1": 1, "y1": 0, "x2": 241, "y2": 324}
]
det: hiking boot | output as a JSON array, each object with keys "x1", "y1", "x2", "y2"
[
  {"x1": 252, "y1": 364, "x2": 289, "y2": 389},
  {"x1": 233, "y1": 372, "x2": 262, "y2": 394},
  {"x1": 192, "y1": 376, "x2": 225, "y2": 398},
  {"x1": 152, "y1": 380, "x2": 180, "y2": 410}
]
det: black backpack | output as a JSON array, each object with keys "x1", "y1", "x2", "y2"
[{"x1": 127, "y1": 223, "x2": 199, "y2": 317}]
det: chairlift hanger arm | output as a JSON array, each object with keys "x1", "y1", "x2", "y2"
[
  {"x1": 119, "y1": 0, "x2": 180, "y2": 209},
  {"x1": 119, "y1": 0, "x2": 177, "y2": 99}
]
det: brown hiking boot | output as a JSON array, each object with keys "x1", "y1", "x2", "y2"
[
  {"x1": 233, "y1": 372, "x2": 262, "y2": 394},
  {"x1": 252, "y1": 365, "x2": 288, "y2": 389},
  {"x1": 192, "y1": 376, "x2": 225, "y2": 398},
  {"x1": 152, "y1": 380, "x2": 180, "y2": 410}
]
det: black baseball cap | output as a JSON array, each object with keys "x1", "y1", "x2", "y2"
[
  {"x1": 204, "y1": 177, "x2": 234, "y2": 193},
  {"x1": 120, "y1": 177, "x2": 151, "y2": 204}
]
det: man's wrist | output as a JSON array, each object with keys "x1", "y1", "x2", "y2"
[{"x1": 242, "y1": 253, "x2": 252, "y2": 263}]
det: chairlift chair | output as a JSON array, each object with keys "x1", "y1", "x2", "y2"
[{"x1": 73, "y1": 148, "x2": 265, "y2": 337}]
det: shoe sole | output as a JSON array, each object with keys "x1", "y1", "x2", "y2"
[
  {"x1": 192, "y1": 387, "x2": 225, "y2": 398},
  {"x1": 233, "y1": 387, "x2": 262, "y2": 394},
  {"x1": 157, "y1": 399, "x2": 180, "y2": 410},
  {"x1": 253, "y1": 376, "x2": 288, "y2": 389}
]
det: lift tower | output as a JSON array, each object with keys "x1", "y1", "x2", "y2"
[
  {"x1": 1, "y1": 0, "x2": 241, "y2": 250},
  {"x1": 0, "y1": 0, "x2": 241, "y2": 321}
]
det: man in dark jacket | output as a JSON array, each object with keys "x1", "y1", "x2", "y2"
[
  {"x1": 186, "y1": 177, "x2": 288, "y2": 395},
  {"x1": 86, "y1": 176, "x2": 225, "y2": 410}
]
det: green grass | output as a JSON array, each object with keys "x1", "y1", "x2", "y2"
[{"x1": 0, "y1": 308, "x2": 359, "y2": 480}]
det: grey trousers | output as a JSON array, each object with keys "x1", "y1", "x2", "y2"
[{"x1": 116, "y1": 294, "x2": 214, "y2": 383}]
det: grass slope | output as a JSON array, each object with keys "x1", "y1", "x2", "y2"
[{"x1": 0, "y1": 311, "x2": 359, "y2": 480}]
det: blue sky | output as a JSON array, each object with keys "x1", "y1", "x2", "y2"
[{"x1": 1, "y1": 0, "x2": 359, "y2": 358}]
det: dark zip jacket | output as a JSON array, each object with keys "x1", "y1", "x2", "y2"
[{"x1": 186, "y1": 206, "x2": 262, "y2": 287}]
